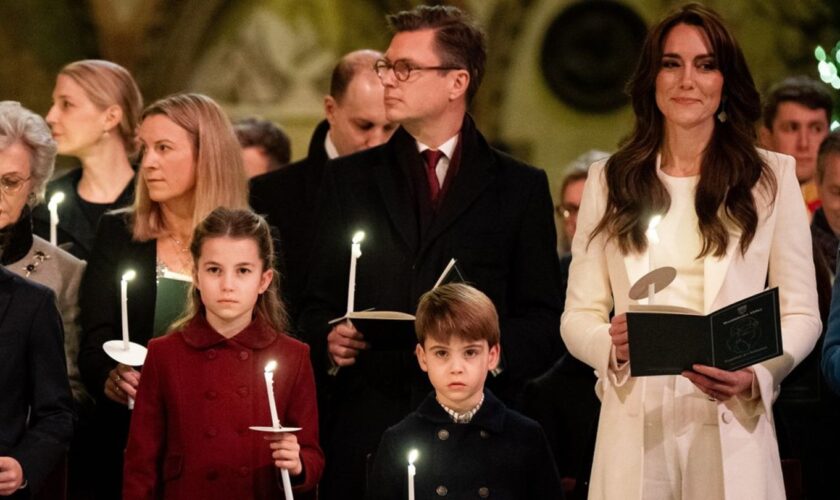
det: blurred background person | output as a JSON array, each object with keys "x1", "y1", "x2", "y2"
[
  {"x1": 760, "y1": 75, "x2": 833, "y2": 218},
  {"x1": 812, "y1": 130, "x2": 840, "y2": 275},
  {"x1": 761, "y1": 78, "x2": 838, "y2": 499},
  {"x1": 522, "y1": 149, "x2": 608, "y2": 499},
  {"x1": 562, "y1": 5, "x2": 820, "y2": 499},
  {"x1": 33, "y1": 59, "x2": 142, "y2": 261},
  {"x1": 772, "y1": 128, "x2": 840, "y2": 500},
  {"x1": 78, "y1": 93, "x2": 248, "y2": 499},
  {"x1": 234, "y1": 116, "x2": 291, "y2": 178},
  {"x1": 250, "y1": 49, "x2": 396, "y2": 327},
  {"x1": 556, "y1": 150, "x2": 609, "y2": 255}
]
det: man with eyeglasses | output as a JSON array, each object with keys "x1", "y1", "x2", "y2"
[
  {"x1": 250, "y1": 49, "x2": 396, "y2": 326},
  {"x1": 299, "y1": 5, "x2": 562, "y2": 499}
]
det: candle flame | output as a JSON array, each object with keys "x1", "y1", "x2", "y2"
[
  {"x1": 352, "y1": 231, "x2": 365, "y2": 244},
  {"x1": 49, "y1": 191, "x2": 65, "y2": 207},
  {"x1": 408, "y1": 449, "x2": 419, "y2": 465},
  {"x1": 645, "y1": 215, "x2": 662, "y2": 245},
  {"x1": 265, "y1": 360, "x2": 277, "y2": 373},
  {"x1": 122, "y1": 270, "x2": 137, "y2": 281}
]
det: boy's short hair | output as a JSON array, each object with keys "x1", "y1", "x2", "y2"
[{"x1": 415, "y1": 283, "x2": 499, "y2": 347}]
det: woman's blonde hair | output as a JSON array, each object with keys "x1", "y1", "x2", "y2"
[
  {"x1": 171, "y1": 207, "x2": 288, "y2": 333},
  {"x1": 59, "y1": 59, "x2": 143, "y2": 154},
  {"x1": 131, "y1": 93, "x2": 248, "y2": 241}
]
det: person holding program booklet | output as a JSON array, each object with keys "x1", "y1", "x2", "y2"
[{"x1": 561, "y1": 4, "x2": 820, "y2": 499}]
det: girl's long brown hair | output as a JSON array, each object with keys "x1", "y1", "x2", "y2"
[
  {"x1": 590, "y1": 3, "x2": 776, "y2": 257},
  {"x1": 171, "y1": 207, "x2": 288, "y2": 333}
]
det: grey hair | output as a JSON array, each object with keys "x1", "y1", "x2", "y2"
[{"x1": 0, "y1": 101, "x2": 57, "y2": 205}]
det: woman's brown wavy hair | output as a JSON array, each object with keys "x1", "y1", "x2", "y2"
[{"x1": 590, "y1": 3, "x2": 776, "y2": 257}]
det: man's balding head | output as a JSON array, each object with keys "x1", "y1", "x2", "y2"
[{"x1": 325, "y1": 50, "x2": 397, "y2": 156}]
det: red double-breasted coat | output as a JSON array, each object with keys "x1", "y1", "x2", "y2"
[{"x1": 123, "y1": 315, "x2": 323, "y2": 499}]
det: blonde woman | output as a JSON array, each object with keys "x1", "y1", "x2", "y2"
[
  {"x1": 35, "y1": 59, "x2": 142, "y2": 260},
  {"x1": 78, "y1": 93, "x2": 248, "y2": 498}
]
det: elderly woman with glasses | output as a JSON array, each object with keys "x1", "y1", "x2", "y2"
[
  {"x1": 0, "y1": 101, "x2": 89, "y2": 409},
  {"x1": 0, "y1": 101, "x2": 79, "y2": 497}
]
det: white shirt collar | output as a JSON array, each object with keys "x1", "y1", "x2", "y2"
[
  {"x1": 416, "y1": 133, "x2": 459, "y2": 159},
  {"x1": 324, "y1": 132, "x2": 339, "y2": 160}
]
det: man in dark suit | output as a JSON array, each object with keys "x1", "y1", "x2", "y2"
[
  {"x1": 0, "y1": 267, "x2": 74, "y2": 498},
  {"x1": 250, "y1": 49, "x2": 397, "y2": 325},
  {"x1": 299, "y1": 6, "x2": 562, "y2": 499}
]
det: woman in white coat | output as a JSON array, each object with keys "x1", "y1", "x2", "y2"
[{"x1": 560, "y1": 4, "x2": 820, "y2": 500}]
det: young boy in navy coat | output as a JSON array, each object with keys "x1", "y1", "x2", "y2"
[{"x1": 367, "y1": 284, "x2": 563, "y2": 499}]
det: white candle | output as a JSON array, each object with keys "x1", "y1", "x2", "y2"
[
  {"x1": 645, "y1": 215, "x2": 662, "y2": 305},
  {"x1": 346, "y1": 231, "x2": 365, "y2": 315},
  {"x1": 264, "y1": 361, "x2": 281, "y2": 429},
  {"x1": 120, "y1": 270, "x2": 137, "y2": 408},
  {"x1": 264, "y1": 361, "x2": 294, "y2": 500},
  {"x1": 120, "y1": 270, "x2": 137, "y2": 350},
  {"x1": 407, "y1": 449, "x2": 418, "y2": 500},
  {"x1": 47, "y1": 192, "x2": 65, "y2": 246}
]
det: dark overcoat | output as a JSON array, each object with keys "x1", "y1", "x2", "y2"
[
  {"x1": 368, "y1": 390, "x2": 563, "y2": 500},
  {"x1": 0, "y1": 267, "x2": 74, "y2": 497},
  {"x1": 299, "y1": 115, "x2": 562, "y2": 499},
  {"x1": 123, "y1": 315, "x2": 323, "y2": 499}
]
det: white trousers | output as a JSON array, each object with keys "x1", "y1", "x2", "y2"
[{"x1": 642, "y1": 375, "x2": 725, "y2": 500}]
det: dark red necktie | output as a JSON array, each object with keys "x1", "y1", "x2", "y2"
[{"x1": 421, "y1": 149, "x2": 445, "y2": 203}]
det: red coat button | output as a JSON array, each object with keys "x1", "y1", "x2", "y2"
[{"x1": 239, "y1": 351, "x2": 249, "y2": 360}]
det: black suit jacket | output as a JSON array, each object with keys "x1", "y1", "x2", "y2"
[
  {"x1": 250, "y1": 120, "x2": 330, "y2": 326},
  {"x1": 0, "y1": 267, "x2": 74, "y2": 496},
  {"x1": 301, "y1": 116, "x2": 562, "y2": 389},
  {"x1": 299, "y1": 115, "x2": 562, "y2": 499},
  {"x1": 77, "y1": 211, "x2": 156, "y2": 498}
]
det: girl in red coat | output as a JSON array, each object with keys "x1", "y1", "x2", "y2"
[{"x1": 123, "y1": 207, "x2": 323, "y2": 499}]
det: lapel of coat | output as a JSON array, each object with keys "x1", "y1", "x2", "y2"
[
  {"x1": 420, "y1": 116, "x2": 495, "y2": 256},
  {"x1": 375, "y1": 128, "x2": 419, "y2": 252}
]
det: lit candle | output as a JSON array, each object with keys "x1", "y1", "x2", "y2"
[
  {"x1": 346, "y1": 231, "x2": 365, "y2": 315},
  {"x1": 120, "y1": 269, "x2": 137, "y2": 408},
  {"x1": 48, "y1": 192, "x2": 65, "y2": 246},
  {"x1": 120, "y1": 270, "x2": 137, "y2": 350},
  {"x1": 264, "y1": 361, "x2": 281, "y2": 429},
  {"x1": 645, "y1": 215, "x2": 662, "y2": 305},
  {"x1": 264, "y1": 361, "x2": 294, "y2": 500},
  {"x1": 407, "y1": 449, "x2": 418, "y2": 500}
]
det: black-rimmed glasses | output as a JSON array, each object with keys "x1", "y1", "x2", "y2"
[{"x1": 373, "y1": 59, "x2": 463, "y2": 82}]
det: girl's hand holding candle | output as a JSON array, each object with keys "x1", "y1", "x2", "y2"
[{"x1": 267, "y1": 433, "x2": 303, "y2": 476}]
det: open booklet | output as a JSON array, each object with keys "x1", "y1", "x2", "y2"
[
  {"x1": 626, "y1": 287, "x2": 782, "y2": 376},
  {"x1": 153, "y1": 268, "x2": 193, "y2": 337},
  {"x1": 328, "y1": 258, "x2": 465, "y2": 351}
]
